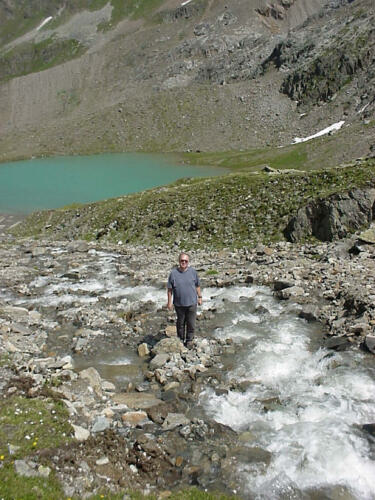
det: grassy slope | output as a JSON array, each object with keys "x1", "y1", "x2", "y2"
[
  {"x1": 0, "y1": 393, "x2": 72, "y2": 499},
  {"x1": 0, "y1": 0, "x2": 165, "y2": 82},
  {"x1": 13, "y1": 158, "x2": 375, "y2": 249},
  {"x1": 177, "y1": 121, "x2": 375, "y2": 172}
]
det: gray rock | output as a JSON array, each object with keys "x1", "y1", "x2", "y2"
[
  {"x1": 38, "y1": 465, "x2": 51, "y2": 478},
  {"x1": 72, "y1": 424, "x2": 91, "y2": 441},
  {"x1": 14, "y1": 460, "x2": 37, "y2": 477},
  {"x1": 285, "y1": 188, "x2": 375, "y2": 243},
  {"x1": 74, "y1": 337, "x2": 89, "y2": 352},
  {"x1": 298, "y1": 305, "x2": 320, "y2": 322},
  {"x1": 138, "y1": 343, "x2": 150, "y2": 357},
  {"x1": 150, "y1": 353, "x2": 170, "y2": 370},
  {"x1": 1, "y1": 306, "x2": 29, "y2": 322},
  {"x1": 162, "y1": 412, "x2": 190, "y2": 430},
  {"x1": 152, "y1": 337, "x2": 186, "y2": 355},
  {"x1": 230, "y1": 446, "x2": 272, "y2": 466},
  {"x1": 102, "y1": 380, "x2": 116, "y2": 392},
  {"x1": 79, "y1": 367, "x2": 102, "y2": 396},
  {"x1": 365, "y1": 335, "x2": 375, "y2": 354},
  {"x1": 276, "y1": 286, "x2": 304, "y2": 300},
  {"x1": 113, "y1": 392, "x2": 163, "y2": 409},
  {"x1": 10, "y1": 323, "x2": 32, "y2": 335},
  {"x1": 92, "y1": 416, "x2": 111, "y2": 433},
  {"x1": 121, "y1": 411, "x2": 149, "y2": 427},
  {"x1": 155, "y1": 369, "x2": 168, "y2": 384},
  {"x1": 274, "y1": 280, "x2": 295, "y2": 291},
  {"x1": 359, "y1": 227, "x2": 375, "y2": 244},
  {"x1": 325, "y1": 336, "x2": 351, "y2": 351}
]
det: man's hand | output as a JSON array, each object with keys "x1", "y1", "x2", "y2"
[
  {"x1": 198, "y1": 297, "x2": 202, "y2": 306},
  {"x1": 167, "y1": 302, "x2": 173, "y2": 311}
]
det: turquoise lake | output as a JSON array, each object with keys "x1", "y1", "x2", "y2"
[{"x1": 0, "y1": 153, "x2": 224, "y2": 214}]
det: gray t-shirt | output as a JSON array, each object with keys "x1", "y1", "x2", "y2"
[{"x1": 167, "y1": 266, "x2": 200, "y2": 307}]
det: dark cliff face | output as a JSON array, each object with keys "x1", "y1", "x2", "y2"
[
  {"x1": 284, "y1": 186, "x2": 375, "y2": 242},
  {"x1": 278, "y1": 11, "x2": 375, "y2": 110}
]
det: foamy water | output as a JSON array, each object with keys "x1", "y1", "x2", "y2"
[{"x1": 200, "y1": 287, "x2": 375, "y2": 499}]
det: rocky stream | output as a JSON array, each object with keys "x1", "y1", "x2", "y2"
[{"x1": 1, "y1": 227, "x2": 375, "y2": 498}]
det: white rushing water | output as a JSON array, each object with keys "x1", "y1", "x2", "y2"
[{"x1": 199, "y1": 286, "x2": 375, "y2": 499}]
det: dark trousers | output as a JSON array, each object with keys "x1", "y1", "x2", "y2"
[{"x1": 175, "y1": 304, "x2": 197, "y2": 343}]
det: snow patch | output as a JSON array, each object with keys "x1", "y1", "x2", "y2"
[
  {"x1": 36, "y1": 17, "x2": 53, "y2": 31},
  {"x1": 292, "y1": 121, "x2": 345, "y2": 144}
]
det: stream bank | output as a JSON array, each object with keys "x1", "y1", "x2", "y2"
[{"x1": 0, "y1": 232, "x2": 375, "y2": 498}]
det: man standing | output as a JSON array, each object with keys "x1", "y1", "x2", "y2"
[{"x1": 167, "y1": 252, "x2": 202, "y2": 347}]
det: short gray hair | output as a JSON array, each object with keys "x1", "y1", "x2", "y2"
[{"x1": 179, "y1": 252, "x2": 189, "y2": 261}]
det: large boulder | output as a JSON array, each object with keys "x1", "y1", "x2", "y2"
[
  {"x1": 152, "y1": 337, "x2": 186, "y2": 355},
  {"x1": 284, "y1": 187, "x2": 375, "y2": 242}
]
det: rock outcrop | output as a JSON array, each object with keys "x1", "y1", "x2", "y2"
[{"x1": 284, "y1": 186, "x2": 375, "y2": 242}]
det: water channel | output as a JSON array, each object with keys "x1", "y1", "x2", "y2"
[
  {"x1": 0, "y1": 153, "x2": 224, "y2": 214},
  {"x1": 6, "y1": 246, "x2": 375, "y2": 499}
]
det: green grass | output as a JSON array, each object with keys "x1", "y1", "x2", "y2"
[
  {"x1": 178, "y1": 142, "x2": 311, "y2": 172},
  {"x1": 89, "y1": 488, "x2": 237, "y2": 499},
  {"x1": 0, "y1": 0, "x2": 62, "y2": 46},
  {"x1": 0, "y1": 396, "x2": 73, "y2": 459},
  {"x1": 0, "y1": 353, "x2": 12, "y2": 368},
  {"x1": 0, "y1": 466, "x2": 65, "y2": 500},
  {"x1": 0, "y1": 395, "x2": 73, "y2": 499},
  {"x1": 0, "y1": 38, "x2": 85, "y2": 82}
]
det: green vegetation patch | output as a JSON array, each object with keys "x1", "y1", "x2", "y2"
[
  {"x1": 0, "y1": 395, "x2": 72, "y2": 498},
  {"x1": 0, "y1": 0, "x2": 62, "y2": 46},
  {"x1": 0, "y1": 37, "x2": 85, "y2": 82},
  {"x1": 0, "y1": 465, "x2": 65, "y2": 500},
  {"x1": 89, "y1": 487, "x2": 237, "y2": 499},
  {"x1": 179, "y1": 143, "x2": 310, "y2": 172},
  {"x1": 0, "y1": 395, "x2": 73, "y2": 459},
  {"x1": 12, "y1": 159, "x2": 375, "y2": 250}
]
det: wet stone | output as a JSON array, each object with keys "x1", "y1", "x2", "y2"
[
  {"x1": 113, "y1": 393, "x2": 163, "y2": 409},
  {"x1": 162, "y1": 413, "x2": 190, "y2": 430},
  {"x1": 122, "y1": 411, "x2": 149, "y2": 427},
  {"x1": 325, "y1": 336, "x2": 351, "y2": 351},
  {"x1": 365, "y1": 335, "x2": 375, "y2": 354},
  {"x1": 138, "y1": 343, "x2": 150, "y2": 357},
  {"x1": 92, "y1": 416, "x2": 111, "y2": 433},
  {"x1": 150, "y1": 353, "x2": 170, "y2": 370}
]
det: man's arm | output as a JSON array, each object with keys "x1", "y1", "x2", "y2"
[
  {"x1": 196, "y1": 286, "x2": 202, "y2": 306},
  {"x1": 167, "y1": 288, "x2": 173, "y2": 310}
]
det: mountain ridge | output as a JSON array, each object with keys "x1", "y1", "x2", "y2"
[{"x1": 0, "y1": 0, "x2": 373, "y2": 164}]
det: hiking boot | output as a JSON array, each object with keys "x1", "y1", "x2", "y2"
[{"x1": 185, "y1": 341, "x2": 194, "y2": 349}]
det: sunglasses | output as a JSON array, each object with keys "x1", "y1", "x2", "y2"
[{"x1": 180, "y1": 259, "x2": 188, "y2": 263}]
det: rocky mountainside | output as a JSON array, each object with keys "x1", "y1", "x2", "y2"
[{"x1": 0, "y1": 0, "x2": 374, "y2": 164}]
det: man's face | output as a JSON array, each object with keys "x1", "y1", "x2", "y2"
[{"x1": 179, "y1": 255, "x2": 189, "y2": 270}]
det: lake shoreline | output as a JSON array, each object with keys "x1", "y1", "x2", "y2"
[{"x1": 0, "y1": 152, "x2": 226, "y2": 214}]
